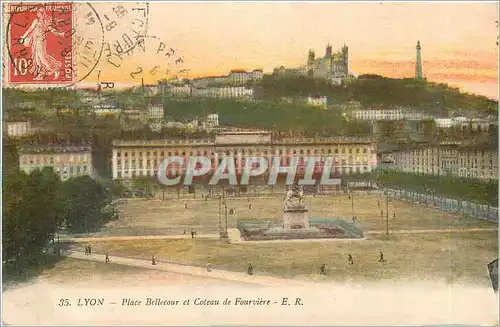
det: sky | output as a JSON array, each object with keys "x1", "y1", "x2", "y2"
[{"x1": 6, "y1": 1, "x2": 500, "y2": 100}]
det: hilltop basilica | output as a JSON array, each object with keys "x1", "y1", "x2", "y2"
[{"x1": 274, "y1": 43, "x2": 355, "y2": 85}]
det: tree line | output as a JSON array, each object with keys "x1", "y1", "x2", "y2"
[
  {"x1": 2, "y1": 168, "x2": 120, "y2": 266},
  {"x1": 376, "y1": 170, "x2": 498, "y2": 206},
  {"x1": 258, "y1": 74, "x2": 497, "y2": 112},
  {"x1": 162, "y1": 98, "x2": 372, "y2": 136}
]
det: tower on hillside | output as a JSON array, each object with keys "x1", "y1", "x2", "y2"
[
  {"x1": 307, "y1": 49, "x2": 315, "y2": 66},
  {"x1": 325, "y1": 43, "x2": 332, "y2": 57},
  {"x1": 342, "y1": 43, "x2": 349, "y2": 74},
  {"x1": 415, "y1": 41, "x2": 424, "y2": 80}
]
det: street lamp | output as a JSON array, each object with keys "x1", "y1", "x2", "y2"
[{"x1": 385, "y1": 191, "x2": 389, "y2": 240}]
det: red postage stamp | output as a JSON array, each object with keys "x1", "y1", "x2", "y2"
[{"x1": 7, "y1": 3, "x2": 74, "y2": 84}]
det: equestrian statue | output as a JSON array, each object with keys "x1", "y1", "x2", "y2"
[{"x1": 283, "y1": 182, "x2": 304, "y2": 206}]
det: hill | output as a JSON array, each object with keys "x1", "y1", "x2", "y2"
[{"x1": 257, "y1": 74, "x2": 498, "y2": 114}]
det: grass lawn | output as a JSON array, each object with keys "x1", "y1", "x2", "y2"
[
  {"x1": 73, "y1": 230, "x2": 497, "y2": 285},
  {"x1": 98, "y1": 194, "x2": 496, "y2": 236}
]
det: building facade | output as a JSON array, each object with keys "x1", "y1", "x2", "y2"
[
  {"x1": 390, "y1": 146, "x2": 498, "y2": 180},
  {"x1": 19, "y1": 145, "x2": 94, "y2": 180},
  {"x1": 4, "y1": 121, "x2": 33, "y2": 138},
  {"x1": 307, "y1": 96, "x2": 328, "y2": 109},
  {"x1": 351, "y1": 108, "x2": 432, "y2": 121},
  {"x1": 111, "y1": 133, "x2": 376, "y2": 182},
  {"x1": 148, "y1": 105, "x2": 164, "y2": 121}
]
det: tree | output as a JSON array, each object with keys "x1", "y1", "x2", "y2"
[
  {"x1": 2, "y1": 168, "x2": 62, "y2": 263},
  {"x1": 58, "y1": 176, "x2": 110, "y2": 233}
]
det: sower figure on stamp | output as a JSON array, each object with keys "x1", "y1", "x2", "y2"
[{"x1": 20, "y1": 7, "x2": 65, "y2": 80}]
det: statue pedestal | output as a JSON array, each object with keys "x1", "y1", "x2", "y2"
[{"x1": 283, "y1": 203, "x2": 309, "y2": 230}]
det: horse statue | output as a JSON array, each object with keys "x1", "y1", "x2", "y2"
[{"x1": 283, "y1": 183, "x2": 304, "y2": 206}]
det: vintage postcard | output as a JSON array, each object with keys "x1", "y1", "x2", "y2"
[{"x1": 1, "y1": 1, "x2": 499, "y2": 325}]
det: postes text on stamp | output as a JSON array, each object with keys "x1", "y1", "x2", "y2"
[{"x1": 7, "y1": 3, "x2": 74, "y2": 84}]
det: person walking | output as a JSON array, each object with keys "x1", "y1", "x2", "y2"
[
  {"x1": 247, "y1": 263, "x2": 253, "y2": 275},
  {"x1": 379, "y1": 251, "x2": 385, "y2": 263},
  {"x1": 320, "y1": 264, "x2": 327, "y2": 275},
  {"x1": 152, "y1": 255, "x2": 157, "y2": 265},
  {"x1": 88, "y1": 245, "x2": 92, "y2": 255},
  {"x1": 348, "y1": 254, "x2": 354, "y2": 265},
  {"x1": 85, "y1": 245, "x2": 89, "y2": 255},
  {"x1": 206, "y1": 262, "x2": 212, "y2": 272},
  {"x1": 105, "y1": 252, "x2": 110, "y2": 263}
]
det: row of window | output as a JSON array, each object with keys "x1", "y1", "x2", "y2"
[
  {"x1": 115, "y1": 166, "x2": 370, "y2": 178},
  {"x1": 115, "y1": 147, "x2": 371, "y2": 158},
  {"x1": 116, "y1": 157, "x2": 370, "y2": 167},
  {"x1": 21, "y1": 155, "x2": 89, "y2": 164},
  {"x1": 25, "y1": 165, "x2": 88, "y2": 174},
  {"x1": 396, "y1": 150, "x2": 496, "y2": 157}
]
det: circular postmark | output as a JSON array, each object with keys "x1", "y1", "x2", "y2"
[
  {"x1": 95, "y1": 33, "x2": 188, "y2": 89},
  {"x1": 5, "y1": 2, "x2": 104, "y2": 87}
]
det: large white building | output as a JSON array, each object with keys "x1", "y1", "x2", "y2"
[
  {"x1": 111, "y1": 133, "x2": 376, "y2": 181},
  {"x1": 148, "y1": 105, "x2": 164, "y2": 120},
  {"x1": 191, "y1": 86, "x2": 254, "y2": 99},
  {"x1": 4, "y1": 121, "x2": 33, "y2": 138},
  {"x1": 307, "y1": 96, "x2": 328, "y2": 109},
  {"x1": 352, "y1": 108, "x2": 432, "y2": 121},
  {"x1": 390, "y1": 146, "x2": 498, "y2": 180},
  {"x1": 19, "y1": 145, "x2": 94, "y2": 180}
]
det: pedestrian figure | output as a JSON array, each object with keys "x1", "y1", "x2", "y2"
[
  {"x1": 88, "y1": 245, "x2": 92, "y2": 255},
  {"x1": 381, "y1": 210, "x2": 383, "y2": 216},
  {"x1": 393, "y1": 212, "x2": 396, "y2": 219},
  {"x1": 206, "y1": 262, "x2": 212, "y2": 272},
  {"x1": 249, "y1": 204, "x2": 252, "y2": 210},
  {"x1": 152, "y1": 255, "x2": 157, "y2": 265},
  {"x1": 84, "y1": 245, "x2": 89, "y2": 255},
  {"x1": 191, "y1": 230, "x2": 195, "y2": 239},
  {"x1": 378, "y1": 200, "x2": 380, "y2": 207},
  {"x1": 105, "y1": 252, "x2": 110, "y2": 263},
  {"x1": 320, "y1": 264, "x2": 327, "y2": 275},
  {"x1": 352, "y1": 216, "x2": 357, "y2": 223},
  {"x1": 379, "y1": 251, "x2": 385, "y2": 263},
  {"x1": 247, "y1": 263, "x2": 253, "y2": 275},
  {"x1": 183, "y1": 229, "x2": 187, "y2": 235},
  {"x1": 185, "y1": 203, "x2": 188, "y2": 209},
  {"x1": 348, "y1": 254, "x2": 354, "y2": 265}
]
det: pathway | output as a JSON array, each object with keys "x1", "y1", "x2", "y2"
[
  {"x1": 64, "y1": 251, "x2": 313, "y2": 287},
  {"x1": 60, "y1": 227, "x2": 497, "y2": 243},
  {"x1": 365, "y1": 227, "x2": 498, "y2": 235}
]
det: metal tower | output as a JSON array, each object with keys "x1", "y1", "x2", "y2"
[{"x1": 415, "y1": 41, "x2": 424, "y2": 80}]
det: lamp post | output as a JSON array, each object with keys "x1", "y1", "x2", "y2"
[
  {"x1": 385, "y1": 189, "x2": 389, "y2": 240},
  {"x1": 224, "y1": 201, "x2": 228, "y2": 235},
  {"x1": 350, "y1": 190, "x2": 355, "y2": 220}
]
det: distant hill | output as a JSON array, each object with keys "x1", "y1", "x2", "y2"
[{"x1": 257, "y1": 74, "x2": 498, "y2": 114}]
